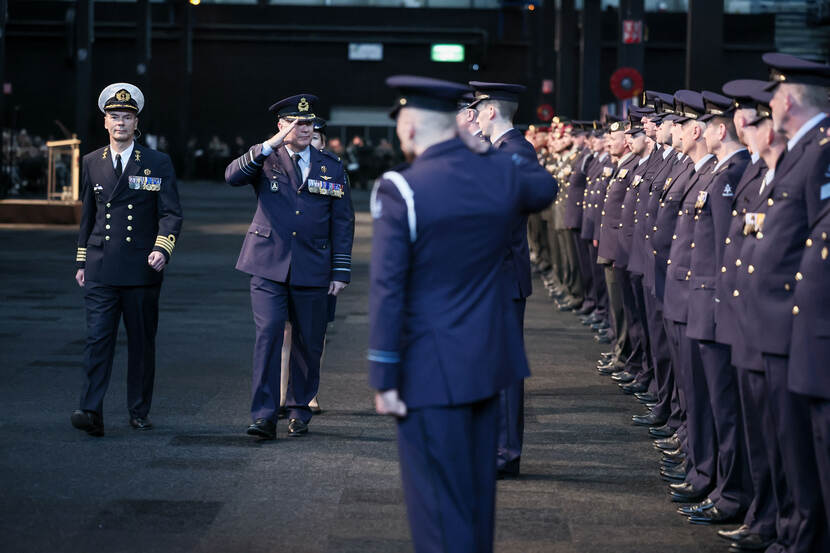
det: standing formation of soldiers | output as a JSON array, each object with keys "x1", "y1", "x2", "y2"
[{"x1": 526, "y1": 52, "x2": 830, "y2": 553}]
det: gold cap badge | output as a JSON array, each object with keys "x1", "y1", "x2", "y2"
[{"x1": 298, "y1": 97, "x2": 310, "y2": 112}]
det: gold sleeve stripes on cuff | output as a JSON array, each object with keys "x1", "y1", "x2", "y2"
[
  {"x1": 76, "y1": 247, "x2": 87, "y2": 262},
  {"x1": 154, "y1": 235, "x2": 176, "y2": 256}
]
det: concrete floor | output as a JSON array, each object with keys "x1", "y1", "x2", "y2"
[{"x1": 0, "y1": 180, "x2": 727, "y2": 552}]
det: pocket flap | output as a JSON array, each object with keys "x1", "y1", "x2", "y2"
[{"x1": 248, "y1": 224, "x2": 271, "y2": 238}]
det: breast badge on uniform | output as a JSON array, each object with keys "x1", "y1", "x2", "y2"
[
  {"x1": 128, "y1": 176, "x2": 161, "y2": 191},
  {"x1": 144, "y1": 168, "x2": 152, "y2": 176},
  {"x1": 695, "y1": 190, "x2": 709, "y2": 209},
  {"x1": 722, "y1": 183, "x2": 734, "y2": 197},
  {"x1": 663, "y1": 177, "x2": 673, "y2": 190},
  {"x1": 270, "y1": 181, "x2": 279, "y2": 192},
  {"x1": 632, "y1": 175, "x2": 643, "y2": 187},
  {"x1": 618, "y1": 168, "x2": 629, "y2": 179},
  {"x1": 602, "y1": 167, "x2": 613, "y2": 177},
  {"x1": 743, "y1": 212, "x2": 766, "y2": 235}
]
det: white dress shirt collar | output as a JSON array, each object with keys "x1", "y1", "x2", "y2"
[
  {"x1": 694, "y1": 153, "x2": 715, "y2": 173},
  {"x1": 787, "y1": 112, "x2": 827, "y2": 151},
  {"x1": 712, "y1": 148, "x2": 747, "y2": 173},
  {"x1": 110, "y1": 141, "x2": 135, "y2": 169}
]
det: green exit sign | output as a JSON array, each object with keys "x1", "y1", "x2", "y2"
[{"x1": 431, "y1": 44, "x2": 465, "y2": 63}]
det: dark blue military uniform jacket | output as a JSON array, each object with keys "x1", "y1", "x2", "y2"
[
  {"x1": 649, "y1": 156, "x2": 695, "y2": 303},
  {"x1": 493, "y1": 128, "x2": 548, "y2": 299},
  {"x1": 618, "y1": 152, "x2": 663, "y2": 271},
  {"x1": 225, "y1": 143, "x2": 355, "y2": 287},
  {"x1": 563, "y1": 147, "x2": 592, "y2": 230},
  {"x1": 742, "y1": 116, "x2": 830, "y2": 356},
  {"x1": 687, "y1": 150, "x2": 751, "y2": 341},
  {"x1": 628, "y1": 148, "x2": 671, "y2": 276},
  {"x1": 641, "y1": 149, "x2": 680, "y2": 294},
  {"x1": 714, "y1": 158, "x2": 766, "y2": 349},
  {"x1": 598, "y1": 153, "x2": 640, "y2": 262},
  {"x1": 76, "y1": 143, "x2": 183, "y2": 286},
  {"x1": 580, "y1": 154, "x2": 614, "y2": 242},
  {"x1": 367, "y1": 137, "x2": 556, "y2": 408},
  {"x1": 789, "y1": 196, "x2": 830, "y2": 399},
  {"x1": 663, "y1": 155, "x2": 717, "y2": 323}
]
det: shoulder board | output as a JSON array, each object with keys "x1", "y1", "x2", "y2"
[{"x1": 321, "y1": 149, "x2": 342, "y2": 162}]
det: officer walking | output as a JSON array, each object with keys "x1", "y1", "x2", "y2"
[
  {"x1": 225, "y1": 95, "x2": 355, "y2": 440},
  {"x1": 369, "y1": 75, "x2": 556, "y2": 553},
  {"x1": 71, "y1": 83, "x2": 183, "y2": 436}
]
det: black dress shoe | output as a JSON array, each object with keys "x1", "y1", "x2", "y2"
[
  {"x1": 247, "y1": 418, "x2": 276, "y2": 440},
  {"x1": 597, "y1": 363, "x2": 620, "y2": 374},
  {"x1": 635, "y1": 392, "x2": 658, "y2": 403},
  {"x1": 654, "y1": 436, "x2": 681, "y2": 451},
  {"x1": 576, "y1": 305, "x2": 594, "y2": 316},
  {"x1": 287, "y1": 418, "x2": 308, "y2": 437},
  {"x1": 621, "y1": 381, "x2": 649, "y2": 394},
  {"x1": 632, "y1": 412, "x2": 667, "y2": 427},
  {"x1": 310, "y1": 405, "x2": 322, "y2": 415},
  {"x1": 727, "y1": 533, "x2": 776, "y2": 551},
  {"x1": 129, "y1": 416, "x2": 153, "y2": 430},
  {"x1": 649, "y1": 424, "x2": 675, "y2": 438},
  {"x1": 660, "y1": 453, "x2": 685, "y2": 468},
  {"x1": 70, "y1": 409, "x2": 104, "y2": 437},
  {"x1": 669, "y1": 482, "x2": 710, "y2": 503},
  {"x1": 689, "y1": 505, "x2": 739, "y2": 525},
  {"x1": 662, "y1": 448, "x2": 686, "y2": 464},
  {"x1": 600, "y1": 351, "x2": 614, "y2": 359},
  {"x1": 277, "y1": 407, "x2": 288, "y2": 420},
  {"x1": 661, "y1": 461, "x2": 688, "y2": 482},
  {"x1": 497, "y1": 458, "x2": 520, "y2": 479},
  {"x1": 611, "y1": 371, "x2": 635, "y2": 383},
  {"x1": 593, "y1": 333, "x2": 612, "y2": 344},
  {"x1": 591, "y1": 320, "x2": 610, "y2": 330},
  {"x1": 557, "y1": 300, "x2": 579, "y2": 312},
  {"x1": 677, "y1": 497, "x2": 714, "y2": 516},
  {"x1": 718, "y1": 525, "x2": 750, "y2": 541}
]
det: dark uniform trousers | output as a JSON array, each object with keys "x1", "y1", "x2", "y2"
[
  {"x1": 398, "y1": 396, "x2": 499, "y2": 553},
  {"x1": 497, "y1": 299, "x2": 525, "y2": 473},
  {"x1": 250, "y1": 276, "x2": 328, "y2": 424},
  {"x1": 572, "y1": 230, "x2": 596, "y2": 313},
  {"x1": 82, "y1": 281, "x2": 161, "y2": 418},
  {"x1": 643, "y1": 290, "x2": 674, "y2": 423}
]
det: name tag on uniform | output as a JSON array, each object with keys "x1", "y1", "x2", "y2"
[
  {"x1": 695, "y1": 190, "x2": 709, "y2": 209},
  {"x1": 307, "y1": 179, "x2": 344, "y2": 198},
  {"x1": 128, "y1": 176, "x2": 162, "y2": 191}
]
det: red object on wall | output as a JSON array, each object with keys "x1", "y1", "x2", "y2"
[
  {"x1": 609, "y1": 67, "x2": 644, "y2": 100},
  {"x1": 622, "y1": 20, "x2": 643, "y2": 44},
  {"x1": 536, "y1": 104, "x2": 554, "y2": 122}
]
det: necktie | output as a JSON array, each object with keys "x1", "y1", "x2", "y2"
[
  {"x1": 292, "y1": 153, "x2": 303, "y2": 184},
  {"x1": 114, "y1": 153, "x2": 123, "y2": 179}
]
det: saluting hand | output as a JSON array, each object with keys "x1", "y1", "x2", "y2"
[
  {"x1": 375, "y1": 389, "x2": 407, "y2": 418},
  {"x1": 264, "y1": 119, "x2": 299, "y2": 151},
  {"x1": 148, "y1": 251, "x2": 166, "y2": 272}
]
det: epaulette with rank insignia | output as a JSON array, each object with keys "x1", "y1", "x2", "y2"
[{"x1": 321, "y1": 149, "x2": 342, "y2": 162}]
